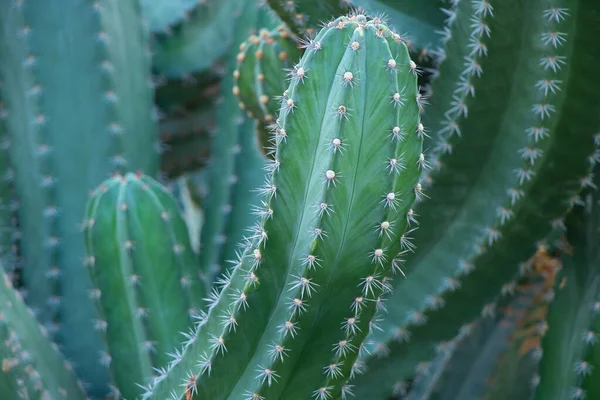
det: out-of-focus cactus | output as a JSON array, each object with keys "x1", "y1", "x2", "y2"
[
  {"x1": 83, "y1": 172, "x2": 206, "y2": 399},
  {"x1": 234, "y1": 24, "x2": 302, "y2": 125},
  {"x1": 0, "y1": 1, "x2": 160, "y2": 396},
  {"x1": 144, "y1": 13, "x2": 423, "y2": 399},
  {"x1": 535, "y1": 171, "x2": 600, "y2": 400},
  {"x1": 350, "y1": 0, "x2": 600, "y2": 397},
  {"x1": 0, "y1": 268, "x2": 87, "y2": 399}
]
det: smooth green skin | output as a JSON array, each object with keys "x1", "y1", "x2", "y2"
[
  {"x1": 0, "y1": 0, "x2": 158, "y2": 395},
  {"x1": 235, "y1": 25, "x2": 303, "y2": 124},
  {"x1": 84, "y1": 173, "x2": 203, "y2": 399},
  {"x1": 197, "y1": 1, "x2": 269, "y2": 287},
  {"x1": 0, "y1": 269, "x2": 87, "y2": 400},
  {"x1": 352, "y1": 0, "x2": 600, "y2": 397},
  {"x1": 146, "y1": 14, "x2": 422, "y2": 400},
  {"x1": 535, "y1": 178, "x2": 600, "y2": 400},
  {"x1": 266, "y1": 0, "x2": 351, "y2": 36},
  {"x1": 152, "y1": 0, "x2": 241, "y2": 77},
  {"x1": 140, "y1": 0, "x2": 198, "y2": 32},
  {"x1": 349, "y1": 0, "x2": 447, "y2": 49}
]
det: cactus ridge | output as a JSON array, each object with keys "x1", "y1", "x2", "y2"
[
  {"x1": 350, "y1": 0, "x2": 600, "y2": 397},
  {"x1": 0, "y1": 269, "x2": 87, "y2": 399},
  {"x1": 144, "y1": 12, "x2": 423, "y2": 400},
  {"x1": 0, "y1": 0, "x2": 159, "y2": 395}
]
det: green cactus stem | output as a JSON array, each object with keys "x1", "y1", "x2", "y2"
[
  {"x1": 234, "y1": 24, "x2": 302, "y2": 125},
  {"x1": 0, "y1": 0, "x2": 159, "y2": 395},
  {"x1": 83, "y1": 172, "x2": 205, "y2": 399},
  {"x1": 266, "y1": 0, "x2": 352, "y2": 37},
  {"x1": 350, "y1": 0, "x2": 600, "y2": 397},
  {"x1": 0, "y1": 268, "x2": 87, "y2": 399},
  {"x1": 144, "y1": 13, "x2": 423, "y2": 400}
]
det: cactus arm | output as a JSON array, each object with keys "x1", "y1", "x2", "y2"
[
  {"x1": 145, "y1": 13, "x2": 422, "y2": 400},
  {"x1": 0, "y1": 102, "x2": 17, "y2": 275},
  {"x1": 0, "y1": 270, "x2": 87, "y2": 399},
  {"x1": 84, "y1": 173, "x2": 203, "y2": 399},
  {"x1": 351, "y1": 0, "x2": 600, "y2": 397},
  {"x1": 535, "y1": 178, "x2": 600, "y2": 400}
]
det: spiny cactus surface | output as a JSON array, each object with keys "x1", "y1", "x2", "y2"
[
  {"x1": 83, "y1": 172, "x2": 205, "y2": 400},
  {"x1": 351, "y1": 0, "x2": 600, "y2": 396},
  {"x1": 145, "y1": 13, "x2": 423, "y2": 400}
]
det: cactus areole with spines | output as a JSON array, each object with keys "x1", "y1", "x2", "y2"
[{"x1": 145, "y1": 14, "x2": 423, "y2": 400}]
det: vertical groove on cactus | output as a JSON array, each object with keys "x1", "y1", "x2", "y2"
[
  {"x1": 0, "y1": 0, "x2": 159, "y2": 395},
  {"x1": 350, "y1": 0, "x2": 600, "y2": 397}
]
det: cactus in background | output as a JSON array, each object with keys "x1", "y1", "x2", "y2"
[
  {"x1": 234, "y1": 24, "x2": 302, "y2": 126},
  {"x1": 0, "y1": 0, "x2": 159, "y2": 395},
  {"x1": 266, "y1": 0, "x2": 351, "y2": 37},
  {"x1": 144, "y1": 13, "x2": 423, "y2": 399},
  {"x1": 151, "y1": 0, "x2": 243, "y2": 77},
  {"x1": 0, "y1": 102, "x2": 18, "y2": 276},
  {"x1": 535, "y1": 172, "x2": 600, "y2": 400},
  {"x1": 82, "y1": 172, "x2": 205, "y2": 399},
  {"x1": 139, "y1": 0, "x2": 199, "y2": 33},
  {"x1": 349, "y1": 0, "x2": 600, "y2": 397},
  {"x1": 0, "y1": 267, "x2": 87, "y2": 399}
]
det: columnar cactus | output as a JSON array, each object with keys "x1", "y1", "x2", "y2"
[
  {"x1": 83, "y1": 172, "x2": 205, "y2": 399},
  {"x1": 144, "y1": 13, "x2": 424, "y2": 399},
  {"x1": 0, "y1": 268, "x2": 87, "y2": 399},
  {"x1": 0, "y1": 1, "x2": 159, "y2": 395}
]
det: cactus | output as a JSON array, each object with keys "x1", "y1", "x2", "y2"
[
  {"x1": 535, "y1": 173, "x2": 600, "y2": 400},
  {"x1": 82, "y1": 172, "x2": 205, "y2": 399},
  {"x1": 234, "y1": 23, "x2": 302, "y2": 126},
  {"x1": 266, "y1": 0, "x2": 351, "y2": 37},
  {"x1": 143, "y1": 13, "x2": 423, "y2": 399},
  {"x1": 0, "y1": 267, "x2": 87, "y2": 399},
  {"x1": 0, "y1": 0, "x2": 159, "y2": 395},
  {"x1": 349, "y1": 0, "x2": 600, "y2": 397},
  {"x1": 0, "y1": 102, "x2": 17, "y2": 276},
  {"x1": 139, "y1": 0, "x2": 199, "y2": 33}
]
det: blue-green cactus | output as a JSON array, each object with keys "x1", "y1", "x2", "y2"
[
  {"x1": 350, "y1": 0, "x2": 600, "y2": 397},
  {"x1": 0, "y1": 0, "x2": 159, "y2": 395}
]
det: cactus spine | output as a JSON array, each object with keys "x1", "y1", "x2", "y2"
[
  {"x1": 144, "y1": 13, "x2": 423, "y2": 399},
  {"x1": 83, "y1": 172, "x2": 205, "y2": 399}
]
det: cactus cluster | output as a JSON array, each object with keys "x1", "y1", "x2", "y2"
[{"x1": 0, "y1": 0, "x2": 599, "y2": 399}]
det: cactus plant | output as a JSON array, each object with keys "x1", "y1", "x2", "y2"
[
  {"x1": 143, "y1": 13, "x2": 424, "y2": 399},
  {"x1": 0, "y1": 267, "x2": 87, "y2": 399},
  {"x1": 82, "y1": 172, "x2": 206, "y2": 399},
  {"x1": 0, "y1": 0, "x2": 159, "y2": 395}
]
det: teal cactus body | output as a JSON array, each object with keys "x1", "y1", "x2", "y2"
[
  {"x1": 145, "y1": 13, "x2": 423, "y2": 399},
  {"x1": 234, "y1": 24, "x2": 302, "y2": 125},
  {"x1": 83, "y1": 172, "x2": 205, "y2": 399},
  {"x1": 0, "y1": 0, "x2": 159, "y2": 395}
]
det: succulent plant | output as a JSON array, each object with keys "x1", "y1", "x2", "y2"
[{"x1": 1, "y1": 0, "x2": 600, "y2": 399}]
